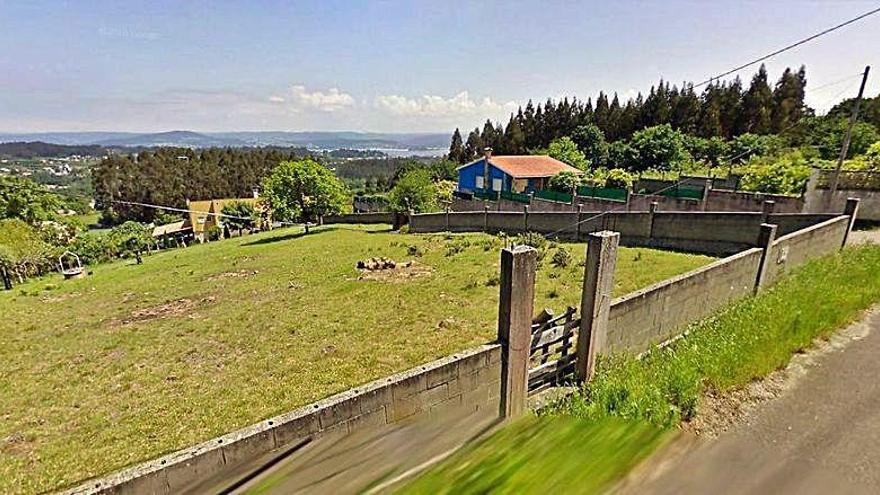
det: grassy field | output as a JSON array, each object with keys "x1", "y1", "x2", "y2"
[
  {"x1": 397, "y1": 417, "x2": 670, "y2": 495},
  {"x1": 0, "y1": 224, "x2": 711, "y2": 494},
  {"x1": 403, "y1": 245, "x2": 880, "y2": 494}
]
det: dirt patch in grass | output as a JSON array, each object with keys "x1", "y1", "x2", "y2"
[
  {"x1": 2, "y1": 432, "x2": 33, "y2": 458},
  {"x1": 121, "y1": 297, "x2": 215, "y2": 324},
  {"x1": 40, "y1": 292, "x2": 81, "y2": 303},
  {"x1": 206, "y1": 269, "x2": 260, "y2": 281},
  {"x1": 356, "y1": 259, "x2": 433, "y2": 283}
]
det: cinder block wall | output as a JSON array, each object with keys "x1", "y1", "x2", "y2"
[
  {"x1": 606, "y1": 248, "x2": 764, "y2": 354},
  {"x1": 67, "y1": 345, "x2": 502, "y2": 495},
  {"x1": 324, "y1": 212, "x2": 396, "y2": 224},
  {"x1": 452, "y1": 189, "x2": 803, "y2": 214},
  {"x1": 763, "y1": 216, "x2": 849, "y2": 285},
  {"x1": 805, "y1": 189, "x2": 880, "y2": 221}
]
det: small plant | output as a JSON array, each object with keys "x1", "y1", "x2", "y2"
[
  {"x1": 515, "y1": 232, "x2": 547, "y2": 250},
  {"x1": 547, "y1": 288, "x2": 560, "y2": 299},
  {"x1": 398, "y1": 225, "x2": 410, "y2": 234},
  {"x1": 551, "y1": 247, "x2": 572, "y2": 268},
  {"x1": 485, "y1": 275, "x2": 500, "y2": 287},
  {"x1": 407, "y1": 244, "x2": 424, "y2": 257},
  {"x1": 444, "y1": 238, "x2": 471, "y2": 257}
]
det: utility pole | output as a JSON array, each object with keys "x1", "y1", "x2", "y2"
[{"x1": 828, "y1": 66, "x2": 870, "y2": 203}]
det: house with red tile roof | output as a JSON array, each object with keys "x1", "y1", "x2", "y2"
[{"x1": 456, "y1": 148, "x2": 583, "y2": 195}]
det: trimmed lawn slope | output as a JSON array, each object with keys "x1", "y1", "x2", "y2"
[{"x1": 0, "y1": 224, "x2": 710, "y2": 494}]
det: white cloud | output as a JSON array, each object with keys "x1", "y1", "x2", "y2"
[
  {"x1": 275, "y1": 85, "x2": 354, "y2": 112},
  {"x1": 374, "y1": 91, "x2": 516, "y2": 118}
]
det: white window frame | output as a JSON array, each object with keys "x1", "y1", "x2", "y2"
[
  {"x1": 475, "y1": 175, "x2": 484, "y2": 189},
  {"x1": 492, "y1": 178, "x2": 502, "y2": 192}
]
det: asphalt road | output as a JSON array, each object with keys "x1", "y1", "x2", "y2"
[{"x1": 619, "y1": 307, "x2": 880, "y2": 494}]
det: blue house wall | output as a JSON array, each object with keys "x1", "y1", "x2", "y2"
[{"x1": 457, "y1": 159, "x2": 512, "y2": 193}]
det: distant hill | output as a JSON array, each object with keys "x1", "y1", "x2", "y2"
[
  {"x1": 0, "y1": 141, "x2": 107, "y2": 159},
  {"x1": 0, "y1": 131, "x2": 449, "y2": 151},
  {"x1": 95, "y1": 130, "x2": 244, "y2": 147}
]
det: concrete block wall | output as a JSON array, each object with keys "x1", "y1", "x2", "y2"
[
  {"x1": 453, "y1": 189, "x2": 803, "y2": 215},
  {"x1": 324, "y1": 212, "x2": 396, "y2": 224},
  {"x1": 768, "y1": 213, "x2": 839, "y2": 236},
  {"x1": 763, "y1": 216, "x2": 850, "y2": 286},
  {"x1": 66, "y1": 344, "x2": 502, "y2": 495},
  {"x1": 706, "y1": 190, "x2": 803, "y2": 213},
  {"x1": 447, "y1": 212, "x2": 484, "y2": 231},
  {"x1": 410, "y1": 209, "x2": 845, "y2": 256},
  {"x1": 805, "y1": 188, "x2": 880, "y2": 221},
  {"x1": 605, "y1": 248, "x2": 764, "y2": 354},
  {"x1": 487, "y1": 211, "x2": 531, "y2": 233}
]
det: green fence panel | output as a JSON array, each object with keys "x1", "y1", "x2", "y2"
[
  {"x1": 534, "y1": 189, "x2": 573, "y2": 203},
  {"x1": 473, "y1": 190, "x2": 496, "y2": 201},
  {"x1": 660, "y1": 186, "x2": 704, "y2": 200},
  {"x1": 500, "y1": 190, "x2": 531, "y2": 204},
  {"x1": 576, "y1": 186, "x2": 628, "y2": 202}
]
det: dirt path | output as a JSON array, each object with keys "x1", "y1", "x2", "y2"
[{"x1": 617, "y1": 307, "x2": 880, "y2": 494}]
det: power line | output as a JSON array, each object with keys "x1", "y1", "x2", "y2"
[
  {"x1": 694, "y1": 6, "x2": 880, "y2": 88},
  {"x1": 0, "y1": 181, "x2": 305, "y2": 227}
]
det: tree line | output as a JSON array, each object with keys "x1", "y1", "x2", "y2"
[
  {"x1": 448, "y1": 64, "x2": 808, "y2": 163},
  {"x1": 92, "y1": 147, "x2": 303, "y2": 223}
]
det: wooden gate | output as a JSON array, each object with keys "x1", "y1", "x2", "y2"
[{"x1": 527, "y1": 306, "x2": 580, "y2": 395}]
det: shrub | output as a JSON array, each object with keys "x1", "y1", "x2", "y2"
[
  {"x1": 515, "y1": 231, "x2": 547, "y2": 250},
  {"x1": 551, "y1": 247, "x2": 573, "y2": 268},
  {"x1": 548, "y1": 171, "x2": 583, "y2": 193},
  {"x1": 205, "y1": 225, "x2": 222, "y2": 241},
  {"x1": 603, "y1": 168, "x2": 634, "y2": 189},
  {"x1": 740, "y1": 150, "x2": 811, "y2": 195},
  {"x1": 407, "y1": 244, "x2": 424, "y2": 257}
]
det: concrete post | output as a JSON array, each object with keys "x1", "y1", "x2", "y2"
[
  {"x1": 576, "y1": 205, "x2": 584, "y2": 240},
  {"x1": 842, "y1": 197, "x2": 860, "y2": 249},
  {"x1": 576, "y1": 231, "x2": 619, "y2": 383},
  {"x1": 649, "y1": 202, "x2": 659, "y2": 239},
  {"x1": 523, "y1": 205, "x2": 530, "y2": 232},
  {"x1": 700, "y1": 179, "x2": 712, "y2": 211},
  {"x1": 497, "y1": 246, "x2": 537, "y2": 418},
  {"x1": 625, "y1": 186, "x2": 633, "y2": 212},
  {"x1": 755, "y1": 223, "x2": 778, "y2": 293},
  {"x1": 484, "y1": 205, "x2": 490, "y2": 232},
  {"x1": 760, "y1": 200, "x2": 776, "y2": 224},
  {"x1": 444, "y1": 207, "x2": 450, "y2": 231}
]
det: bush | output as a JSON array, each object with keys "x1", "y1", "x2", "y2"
[
  {"x1": 603, "y1": 168, "x2": 634, "y2": 189},
  {"x1": 388, "y1": 169, "x2": 438, "y2": 213},
  {"x1": 548, "y1": 171, "x2": 583, "y2": 193},
  {"x1": 514, "y1": 232, "x2": 547, "y2": 250},
  {"x1": 550, "y1": 247, "x2": 573, "y2": 268},
  {"x1": 205, "y1": 225, "x2": 222, "y2": 241},
  {"x1": 740, "y1": 150, "x2": 811, "y2": 195}
]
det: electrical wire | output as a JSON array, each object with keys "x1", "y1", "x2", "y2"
[{"x1": 693, "y1": 6, "x2": 880, "y2": 88}]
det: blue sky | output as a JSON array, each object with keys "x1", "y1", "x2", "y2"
[{"x1": 1, "y1": 0, "x2": 879, "y2": 133}]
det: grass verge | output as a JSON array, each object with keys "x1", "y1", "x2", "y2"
[
  {"x1": 396, "y1": 416, "x2": 670, "y2": 495},
  {"x1": 554, "y1": 244, "x2": 880, "y2": 427}
]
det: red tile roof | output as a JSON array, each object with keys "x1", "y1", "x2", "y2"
[{"x1": 487, "y1": 155, "x2": 582, "y2": 178}]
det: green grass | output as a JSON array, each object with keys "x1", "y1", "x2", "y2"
[
  {"x1": 398, "y1": 416, "x2": 670, "y2": 495},
  {"x1": 556, "y1": 244, "x2": 880, "y2": 427},
  {"x1": 0, "y1": 224, "x2": 710, "y2": 494}
]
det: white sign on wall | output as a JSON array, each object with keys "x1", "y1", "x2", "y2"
[
  {"x1": 492, "y1": 178, "x2": 502, "y2": 191},
  {"x1": 475, "y1": 176, "x2": 484, "y2": 189}
]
